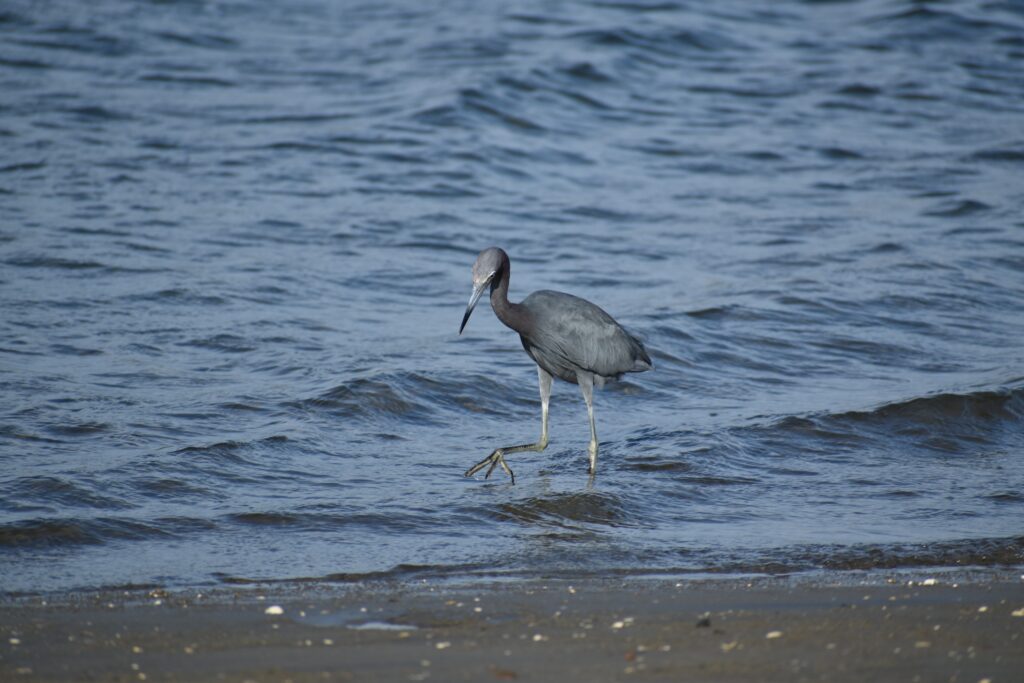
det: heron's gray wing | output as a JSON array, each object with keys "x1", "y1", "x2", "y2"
[{"x1": 521, "y1": 290, "x2": 651, "y2": 381}]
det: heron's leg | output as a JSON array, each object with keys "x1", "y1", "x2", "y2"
[
  {"x1": 465, "y1": 367, "x2": 553, "y2": 484},
  {"x1": 578, "y1": 372, "x2": 598, "y2": 474}
]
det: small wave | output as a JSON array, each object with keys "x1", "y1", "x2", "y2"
[
  {"x1": 9, "y1": 475, "x2": 129, "y2": 510},
  {"x1": 493, "y1": 491, "x2": 635, "y2": 529},
  {"x1": 782, "y1": 536, "x2": 1024, "y2": 572},
  {"x1": 560, "y1": 61, "x2": 613, "y2": 83},
  {"x1": 297, "y1": 380, "x2": 425, "y2": 419},
  {"x1": 127, "y1": 288, "x2": 227, "y2": 306},
  {"x1": 213, "y1": 536, "x2": 1024, "y2": 585},
  {"x1": 0, "y1": 160, "x2": 46, "y2": 173},
  {"x1": 140, "y1": 73, "x2": 236, "y2": 88},
  {"x1": 818, "y1": 146, "x2": 863, "y2": 160},
  {"x1": 837, "y1": 386, "x2": 1024, "y2": 427},
  {"x1": 14, "y1": 31, "x2": 135, "y2": 58},
  {"x1": 868, "y1": 6, "x2": 1017, "y2": 43},
  {"x1": 5, "y1": 255, "x2": 106, "y2": 270},
  {"x1": 570, "y1": 26, "x2": 737, "y2": 56},
  {"x1": 459, "y1": 88, "x2": 545, "y2": 132},
  {"x1": 835, "y1": 83, "x2": 881, "y2": 97},
  {"x1": 180, "y1": 334, "x2": 255, "y2": 353},
  {"x1": 211, "y1": 561, "x2": 492, "y2": 585},
  {"x1": 288, "y1": 372, "x2": 475, "y2": 423},
  {"x1": 44, "y1": 421, "x2": 108, "y2": 436},
  {"x1": 0, "y1": 516, "x2": 214, "y2": 549},
  {"x1": 174, "y1": 435, "x2": 289, "y2": 463},
  {"x1": 63, "y1": 105, "x2": 133, "y2": 122},
  {"x1": 131, "y1": 477, "x2": 216, "y2": 500},
  {"x1": 49, "y1": 344, "x2": 104, "y2": 357},
  {"x1": 226, "y1": 510, "x2": 444, "y2": 533},
  {"x1": 967, "y1": 147, "x2": 1024, "y2": 163},
  {"x1": 151, "y1": 31, "x2": 238, "y2": 50},
  {"x1": 923, "y1": 199, "x2": 992, "y2": 217}
]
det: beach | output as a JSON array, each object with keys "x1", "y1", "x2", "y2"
[{"x1": 3, "y1": 573, "x2": 1022, "y2": 682}]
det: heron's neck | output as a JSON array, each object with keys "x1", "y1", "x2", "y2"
[{"x1": 490, "y1": 264, "x2": 530, "y2": 335}]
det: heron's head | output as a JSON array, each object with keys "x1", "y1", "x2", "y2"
[{"x1": 460, "y1": 247, "x2": 504, "y2": 334}]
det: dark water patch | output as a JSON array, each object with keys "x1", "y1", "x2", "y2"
[
  {"x1": 60, "y1": 226, "x2": 131, "y2": 237},
  {"x1": 967, "y1": 147, "x2": 1024, "y2": 162},
  {"x1": 0, "y1": 161, "x2": 46, "y2": 173},
  {"x1": 685, "y1": 305, "x2": 737, "y2": 320},
  {"x1": 219, "y1": 401, "x2": 267, "y2": 413},
  {"x1": 492, "y1": 491, "x2": 634, "y2": 529},
  {"x1": 212, "y1": 562, "x2": 492, "y2": 585},
  {"x1": 180, "y1": 334, "x2": 255, "y2": 353},
  {"x1": 872, "y1": 489, "x2": 920, "y2": 499},
  {"x1": 864, "y1": 241, "x2": 905, "y2": 254},
  {"x1": 12, "y1": 31, "x2": 136, "y2": 58},
  {"x1": 128, "y1": 288, "x2": 228, "y2": 306},
  {"x1": 808, "y1": 336, "x2": 914, "y2": 365},
  {"x1": 49, "y1": 343, "x2": 103, "y2": 356},
  {"x1": 768, "y1": 416, "x2": 869, "y2": 447},
  {"x1": 172, "y1": 437, "x2": 290, "y2": 464},
  {"x1": 229, "y1": 512, "x2": 303, "y2": 526},
  {"x1": 118, "y1": 240, "x2": 172, "y2": 254},
  {"x1": 0, "y1": 516, "x2": 212, "y2": 549},
  {"x1": 923, "y1": 199, "x2": 992, "y2": 217},
  {"x1": 214, "y1": 535, "x2": 1024, "y2": 585},
  {"x1": 5, "y1": 255, "x2": 106, "y2": 270},
  {"x1": 63, "y1": 105, "x2": 133, "y2": 122},
  {"x1": 560, "y1": 61, "x2": 613, "y2": 83},
  {"x1": 506, "y1": 13, "x2": 575, "y2": 27},
  {"x1": 836, "y1": 83, "x2": 880, "y2": 97},
  {"x1": 289, "y1": 373, "x2": 447, "y2": 422},
  {"x1": 0, "y1": 520, "x2": 98, "y2": 548},
  {"x1": 867, "y1": 6, "x2": 1019, "y2": 44},
  {"x1": 152, "y1": 31, "x2": 238, "y2": 50},
  {"x1": 741, "y1": 150, "x2": 784, "y2": 161},
  {"x1": 227, "y1": 510, "x2": 447, "y2": 534},
  {"x1": 10, "y1": 476, "x2": 130, "y2": 510},
  {"x1": 132, "y1": 477, "x2": 216, "y2": 500},
  {"x1": 986, "y1": 492, "x2": 1024, "y2": 504},
  {"x1": 818, "y1": 147, "x2": 863, "y2": 160},
  {"x1": 140, "y1": 72, "x2": 236, "y2": 87},
  {"x1": 652, "y1": 536, "x2": 1024, "y2": 576},
  {"x1": 790, "y1": 536, "x2": 1024, "y2": 572},
  {"x1": 458, "y1": 88, "x2": 544, "y2": 132},
  {"x1": 570, "y1": 26, "x2": 738, "y2": 56},
  {"x1": 232, "y1": 112, "x2": 355, "y2": 126},
  {"x1": 591, "y1": 2, "x2": 684, "y2": 12},
  {"x1": 836, "y1": 387, "x2": 1024, "y2": 428},
  {"x1": 624, "y1": 456, "x2": 693, "y2": 472},
  {"x1": 44, "y1": 421, "x2": 109, "y2": 436},
  {"x1": 0, "y1": 425, "x2": 65, "y2": 444}
]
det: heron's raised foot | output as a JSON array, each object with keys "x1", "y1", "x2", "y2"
[{"x1": 465, "y1": 449, "x2": 516, "y2": 485}]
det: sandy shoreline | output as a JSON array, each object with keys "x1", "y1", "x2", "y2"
[{"x1": 2, "y1": 572, "x2": 1023, "y2": 682}]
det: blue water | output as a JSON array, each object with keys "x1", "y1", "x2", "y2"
[{"x1": 1, "y1": 0, "x2": 1023, "y2": 594}]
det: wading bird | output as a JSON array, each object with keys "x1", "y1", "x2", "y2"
[{"x1": 459, "y1": 247, "x2": 652, "y2": 483}]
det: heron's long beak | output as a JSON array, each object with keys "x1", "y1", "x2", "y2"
[{"x1": 459, "y1": 282, "x2": 487, "y2": 335}]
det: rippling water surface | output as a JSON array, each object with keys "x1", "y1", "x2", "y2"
[{"x1": 2, "y1": 0, "x2": 1023, "y2": 593}]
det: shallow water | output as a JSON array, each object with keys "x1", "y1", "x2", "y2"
[{"x1": 1, "y1": 0, "x2": 1023, "y2": 594}]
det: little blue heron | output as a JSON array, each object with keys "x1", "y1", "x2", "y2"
[{"x1": 459, "y1": 247, "x2": 652, "y2": 483}]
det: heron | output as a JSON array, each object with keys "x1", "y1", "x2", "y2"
[{"x1": 459, "y1": 247, "x2": 652, "y2": 483}]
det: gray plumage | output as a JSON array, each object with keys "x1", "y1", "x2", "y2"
[
  {"x1": 459, "y1": 246, "x2": 652, "y2": 483},
  {"x1": 519, "y1": 289, "x2": 652, "y2": 386}
]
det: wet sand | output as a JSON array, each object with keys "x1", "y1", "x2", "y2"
[{"x1": 2, "y1": 574, "x2": 1023, "y2": 682}]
